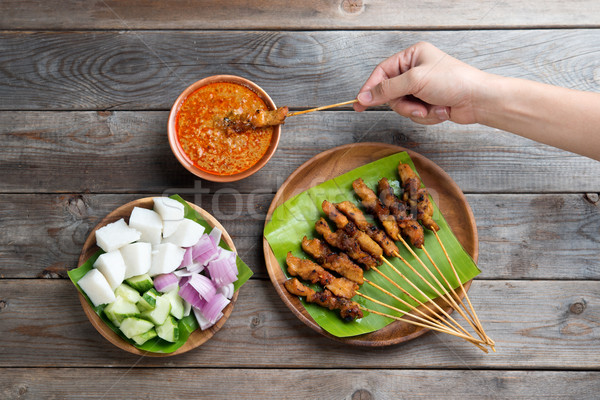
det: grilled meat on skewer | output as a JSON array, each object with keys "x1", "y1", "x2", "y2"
[
  {"x1": 221, "y1": 106, "x2": 289, "y2": 132},
  {"x1": 335, "y1": 201, "x2": 399, "y2": 257},
  {"x1": 397, "y1": 163, "x2": 440, "y2": 232},
  {"x1": 301, "y1": 237, "x2": 364, "y2": 285},
  {"x1": 378, "y1": 177, "x2": 425, "y2": 248},
  {"x1": 321, "y1": 200, "x2": 383, "y2": 259},
  {"x1": 352, "y1": 178, "x2": 401, "y2": 241},
  {"x1": 286, "y1": 253, "x2": 359, "y2": 299},
  {"x1": 314, "y1": 218, "x2": 379, "y2": 269},
  {"x1": 284, "y1": 278, "x2": 363, "y2": 321}
]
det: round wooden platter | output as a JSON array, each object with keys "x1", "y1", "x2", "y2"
[
  {"x1": 263, "y1": 142, "x2": 479, "y2": 347},
  {"x1": 76, "y1": 197, "x2": 239, "y2": 357}
]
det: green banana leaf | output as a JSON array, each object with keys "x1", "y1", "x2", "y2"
[
  {"x1": 264, "y1": 152, "x2": 480, "y2": 337},
  {"x1": 68, "y1": 194, "x2": 253, "y2": 353}
]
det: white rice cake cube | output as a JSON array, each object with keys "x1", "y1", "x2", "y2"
[
  {"x1": 78, "y1": 268, "x2": 116, "y2": 307},
  {"x1": 93, "y1": 250, "x2": 127, "y2": 290},
  {"x1": 148, "y1": 243, "x2": 186, "y2": 276},
  {"x1": 162, "y1": 218, "x2": 205, "y2": 248},
  {"x1": 153, "y1": 197, "x2": 185, "y2": 238},
  {"x1": 120, "y1": 242, "x2": 152, "y2": 278},
  {"x1": 95, "y1": 218, "x2": 141, "y2": 253},
  {"x1": 128, "y1": 207, "x2": 163, "y2": 245}
]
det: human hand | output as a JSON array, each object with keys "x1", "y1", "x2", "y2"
[{"x1": 354, "y1": 42, "x2": 488, "y2": 125}]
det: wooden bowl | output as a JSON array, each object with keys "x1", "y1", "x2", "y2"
[
  {"x1": 77, "y1": 197, "x2": 239, "y2": 356},
  {"x1": 263, "y1": 142, "x2": 479, "y2": 346},
  {"x1": 167, "y1": 75, "x2": 281, "y2": 182}
]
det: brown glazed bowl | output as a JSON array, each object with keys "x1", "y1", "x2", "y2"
[{"x1": 167, "y1": 75, "x2": 281, "y2": 182}]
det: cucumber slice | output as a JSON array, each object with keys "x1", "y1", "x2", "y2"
[
  {"x1": 137, "y1": 288, "x2": 159, "y2": 311},
  {"x1": 131, "y1": 328, "x2": 158, "y2": 346},
  {"x1": 125, "y1": 274, "x2": 154, "y2": 293},
  {"x1": 119, "y1": 317, "x2": 154, "y2": 339},
  {"x1": 114, "y1": 283, "x2": 142, "y2": 304},
  {"x1": 156, "y1": 316, "x2": 180, "y2": 343},
  {"x1": 163, "y1": 290, "x2": 184, "y2": 319},
  {"x1": 140, "y1": 295, "x2": 171, "y2": 325},
  {"x1": 104, "y1": 296, "x2": 140, "y2": 327}
]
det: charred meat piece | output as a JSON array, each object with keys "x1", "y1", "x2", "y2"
[
  {"x1": 286, "y1": 252, "x2": 358, "y2": 299},
  {"x1": 378, "y1": 177, "x2": 425, "y2": 248},
  {"x1": 321, "y1": 200, "x2": 383, "y2": 259},
  {"x1": 222, "y1": 106, "x2": 289, "y2": 132},
  {"x1": 301, "y1": 236, "x2": 364, "y2": 285},
  {"x1": 397, "y1": 163, "x2": 439, "y2": 232},
  {"x1": 284, "y1": 278, "x2": 363, "y2": 321},
  {"x1": 335, "y1": 201, "x2": 399, "y2": 257},
  {"x1": 314, "y1": 218, "x2": 379, "y2": 269},
  {"x1": 352, "y1": 178, "x2": 401, "y2": 241}
]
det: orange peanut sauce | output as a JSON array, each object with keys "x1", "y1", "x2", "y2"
[{"x1": 176, "y1": 82, "x2": 273, "y2": 175}]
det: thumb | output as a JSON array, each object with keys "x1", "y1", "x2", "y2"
[{"x1": 357, "y1": 71, "x2": 418, "y2": 107}]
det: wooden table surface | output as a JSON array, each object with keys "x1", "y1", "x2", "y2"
[{"x1": 2, "y1": 2, "x2": 600, "y2": 399}]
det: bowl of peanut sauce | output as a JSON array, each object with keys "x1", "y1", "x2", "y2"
[{"x1": 168, "y1": 75, "x2": 282, "y2": 182}]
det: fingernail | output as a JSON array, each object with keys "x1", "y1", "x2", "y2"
[
  {"x1": 357, "y1": 91, "x2": 372, "y2": 104},
  {"x1": 411, "y1": 110, "x2": 423, "y2": 118},
  {"x1": 435, "y1": 107, "x2": 449, "y2": 121}
]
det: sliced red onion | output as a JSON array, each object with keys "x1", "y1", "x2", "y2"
[
  {"x1": 193, "y1": 307, "x2": 215, "y2": 331},
  {"x1": 153, "y1": 273, "x2": 179, "y2": 292},
  {"x1": 173, "y1": 269, "x2": 195, "y2": 278},
  {"x1": 191, "y1": 234, "x2": 216, "y2": 260},
  {"x1": 179, "y1": 247, "x2": 194, "y2": 269},
  {"x1": 207, "y1": 257, "x2": 238, "y2": 287},
  {"x1": 178, "y1": 282, "x2": 206, "y2": 309},
  {"x1": 179, "y1": 275, "x2": 191, "y2": 287},
  {"x1": 217, "y1": 283, "x2": 234, "y2": 300},
  {"x1": 186, "y1": 261, "x2": 205, "y2": 274},
  {"x1": 201, "y1": 293, "x2": 229, "y2": 324},
  {"x1": 188, "y1": 273, "x2": 216, "y2": 301},
  {"x1": 208, "y1": 227, "x2": 222, "y2": 246}
]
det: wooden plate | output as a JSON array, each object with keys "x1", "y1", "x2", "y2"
[
  {"x1": 77, "y1": 197, "x2": 239, "y2": 357},
  {"x1": 263, "y1": 142, "x2": 478, "y2": 346}
]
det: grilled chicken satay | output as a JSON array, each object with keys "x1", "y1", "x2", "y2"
[
  {"x1": 397, "y1": 163, "x2": 440, "y2": 231},
  {"x1": 335, "y1": 201, "x2": 399, "y2": 257},
  {"x1": 352, "y1": 178, "x2": 401, "y2": 241},
  {"x1": 315, "y1": 218, "x2": 379, "y2": 269},
  {"x1": 321, "y1": 200, "x2": 383, "y2": 259},
  {"x1": 284, "y1": 278, "x2": 363, "y2": 321},
  {"x1": 222, "y1": 106, "x2": 289, "y2": 132},
  {"x1": 378, "y1": 177, "x2": 425, "y2": 248},
  {"x1": 286, "y1": 253, "x2": 359, "y2": 299},
  {"x1": 301, "y1": 237, "x2": 364, "y2": 285}
]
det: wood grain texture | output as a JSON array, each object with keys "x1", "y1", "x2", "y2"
[
  {"x1": 3, "y1": 111, "x2": 600, "y2": 194},
  {"x1": 2, "y1": 0, "x2": 600, "y2": 30},
  {"x1": 0, "y1": 279, "x2": 599, "y2": 368},
  {"x1": 1, "y1": 30, "x2": 599, "y2": 110},
  {"x1": 1, "y1": 368, "x2": 599, "y2": 400},
  {"x1": 0, "y1": 192, "x2": 598, "y2": 280}
]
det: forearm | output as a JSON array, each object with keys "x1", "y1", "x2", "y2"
[{"x1": 474, "y1": 74, "x2": 600, "y2": 161}]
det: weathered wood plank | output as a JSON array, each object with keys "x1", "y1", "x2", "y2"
[
  {"x1": 2, "y1": 111, "x2": 600, "y2": 194},
  {"x1": 1, "y1": 30, "x2": 599, "y2": 110},
  {"x1": 0, "y1": 279, "x2": 598, "y2": 368},
  {"x1": 0, "y1": 193, "x2": 598, "y2": 280},
  {"x1": 2, "y1": 0, "x2": 599, "y2": 30},
  {"x1": 2, "y1": 368, "x2": 599, "y2": 400}
]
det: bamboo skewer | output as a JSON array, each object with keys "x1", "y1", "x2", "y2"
[
  {"x1": 393, "y1": 237, "x2": 488, "y2": 343},
  {"x1": 287, "y1": 99, "x2": 358, "y2": 117},
  {"x1": 356, "y1": 292, "x2": 488, "y2": 351},
  {"x1": 433, "y1": 230, "x2": 495, "y2": 348},
  {"x1": 359, "y1": 306, "x2": 489, "y2": 353},
  {"x1": 376, "y1": 257, "x2": 472, "y2": 338},
  {"x1": 363, "y1": 276, "x2": 460, "y2": 333}
]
